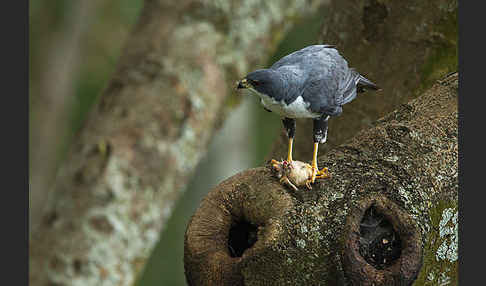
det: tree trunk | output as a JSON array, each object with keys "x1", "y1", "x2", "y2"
[
  {"x1": 29, "y1": 0, "x2": 326, "y2": 285},
  {"x1": 184, "y1": 72, "x2": 458, "y2": 285},
  {"x1": 269, "y1": 0, "x2": 457, "y2": 163}
]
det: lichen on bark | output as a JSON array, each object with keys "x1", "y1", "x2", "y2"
[{"x1": 184, "y1": 73, "x2": 458, "y2": 285}]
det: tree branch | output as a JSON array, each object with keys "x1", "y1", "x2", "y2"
[{"x1": 184, "y1": 73, "x2": 458, "y2": 285}]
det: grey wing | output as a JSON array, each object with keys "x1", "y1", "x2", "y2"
[
  {"x1": 325, "y1": 51, "x2": 368, "y2": 106},
  {"x1": 336, "y1": 68, "x2": 361, "y2": 105},
  {"x1": 324, "y1": 50, "x2": 358, "y2": 106},
  {"x1": 301, "y1": 70, "x2": 342, "y2": 116},
  {"x1": 274, "y1": 65, "x2": 306, "y2": 104},
  {"x1": 300, "y1": 49, "x2": 350, "y2": 115},
  {"x1": 270, "y1": 45, "x2": 337, "y2": 70}
]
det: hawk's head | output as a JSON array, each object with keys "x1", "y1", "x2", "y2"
[{"x1": 236, "y1": 69, "x2": 282, "y2": 99}]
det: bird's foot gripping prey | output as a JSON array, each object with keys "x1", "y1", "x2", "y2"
[
  {"x1": 270, "y1": 159, "x2": 331, "y2": 190},
  {"x1": 237, "y1": 45, "x2": 380, "y2": 190}
]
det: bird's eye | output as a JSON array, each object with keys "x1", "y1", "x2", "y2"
[{"x1": 251, "y1": 80, "x2": 261, "y2": 86}]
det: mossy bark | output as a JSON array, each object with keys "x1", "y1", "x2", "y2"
[
  {"x1": 29, "y1": 1, "x2": 326, "y2": 285},
  {"x1": 268, "y1": 0, "x2": 457, "y2": 164},
  {"x1": 184, "y1": 73, "x2": 458, "y2": 285}
]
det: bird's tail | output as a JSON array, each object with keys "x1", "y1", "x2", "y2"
[
  {"x1": 357, "y1": 74, "x2": 380, "y2": 93},
  {"x1": 339, "y1": 70, "x2": 380, "y2": 106}
]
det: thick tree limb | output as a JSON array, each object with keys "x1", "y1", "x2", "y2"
[
  {"x1": 184, "y1": 73, "x2": 458, "y2": 285},
  {"x1": 29, "y1": 1, "x2": 326, "y2": 285}
]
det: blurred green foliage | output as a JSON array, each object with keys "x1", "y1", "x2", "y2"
[
  {"x1": 418, "y1": 10, "x2": 458, "y2": 96},
  {"x1": 29, "y1": 0, "x2": 143, "y2": 166}
]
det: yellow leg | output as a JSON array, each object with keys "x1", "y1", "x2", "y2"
[
  {"x1": 310, "y1": 142, "x2": 330, "y2": 183},
  {"x1": 287, "y1": 137, "x2": 294, "y2": 162}
]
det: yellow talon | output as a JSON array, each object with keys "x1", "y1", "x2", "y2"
[
  {"x1": 305, "y1": 180, "x2": 312, "y2": 190},
  {"x1": 309, "y1": 142, "x2": 331, "y2": 184},
  {"x1": 270, "y1": 159, "x2": 280, "y2": 170},
  {"x1": 315, "y1": 167, "x2": 330, "y2": 179}
]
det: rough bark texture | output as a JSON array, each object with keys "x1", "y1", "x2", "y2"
[
  {"x1": 268, "y1": 0, "x2": 457, "y2": 164},
  {"x1": 184, "y1": 73, "x2": 458, "y2": 285},
  {"x1": 29, "y1": 0, "x2": 327, "y2": 285}
]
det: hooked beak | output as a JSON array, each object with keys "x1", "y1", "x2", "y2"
[{"x1": 236, "y1": 78, "x2": 249, "y2": 90}]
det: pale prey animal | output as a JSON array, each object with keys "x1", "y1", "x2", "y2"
[
  {"x1": 237, "y1": 44, "x2": 380, "y2": 187},
  {"x1": 270, "y1": 159, "x2": 331, "y2": 191}
]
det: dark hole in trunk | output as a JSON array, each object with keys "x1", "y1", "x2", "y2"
[
  {"x1": 228, "y1": 219, "x2": 258, "y2": 257},
  {"x1": 358, "y1": 206, "x2": 402, "y2": 269}
]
